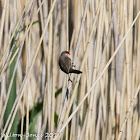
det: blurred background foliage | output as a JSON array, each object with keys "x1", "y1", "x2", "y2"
[{"x1": 0, "y1": 0, "x2": 140, "y2": 140}]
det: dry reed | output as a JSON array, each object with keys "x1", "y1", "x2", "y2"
[{"x1": 0, "y1": 0, "x2": 140, "y2": 140}]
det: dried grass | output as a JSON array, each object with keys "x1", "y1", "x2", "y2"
[{"x1": 0, "y1": 0, "x2": 140, "y2": 140}]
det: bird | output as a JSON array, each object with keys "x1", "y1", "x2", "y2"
[{"x1": 58, "y1": 51, "x2": 82, "y2": 75}]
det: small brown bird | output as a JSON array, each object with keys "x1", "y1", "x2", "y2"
[{"x1": 58, "y1": 51, "x2": 82, "y2": 74}]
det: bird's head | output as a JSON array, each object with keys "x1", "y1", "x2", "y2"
[
  {"x1": 64, "y1": 51, "x2": 70, "y2": 55},
  {"x1": 61, "y1": 51, "x2": 70, "y2": 57}
]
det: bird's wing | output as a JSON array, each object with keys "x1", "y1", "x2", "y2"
[
  {"x1": 65, "y1": 57, "x2": 72, "y2": 71},
  {"x1": 59, "y1": 57, "x2": 72, "y2": 74}
]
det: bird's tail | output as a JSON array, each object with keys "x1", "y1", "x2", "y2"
[{"x1": 69, "y1": 69, "x2": 82, "y2": 74}]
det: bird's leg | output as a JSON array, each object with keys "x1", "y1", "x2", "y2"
[
  {"x1": 68, "y1": 74, "x2": 72, "y2": 82},
  {"x1": 72, "y1": 63, "x2": 76, "y2": 68}
]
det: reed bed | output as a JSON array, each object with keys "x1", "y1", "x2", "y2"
[{"x1": 0, "y1": 0, "x2": 140, "y2": 140}]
